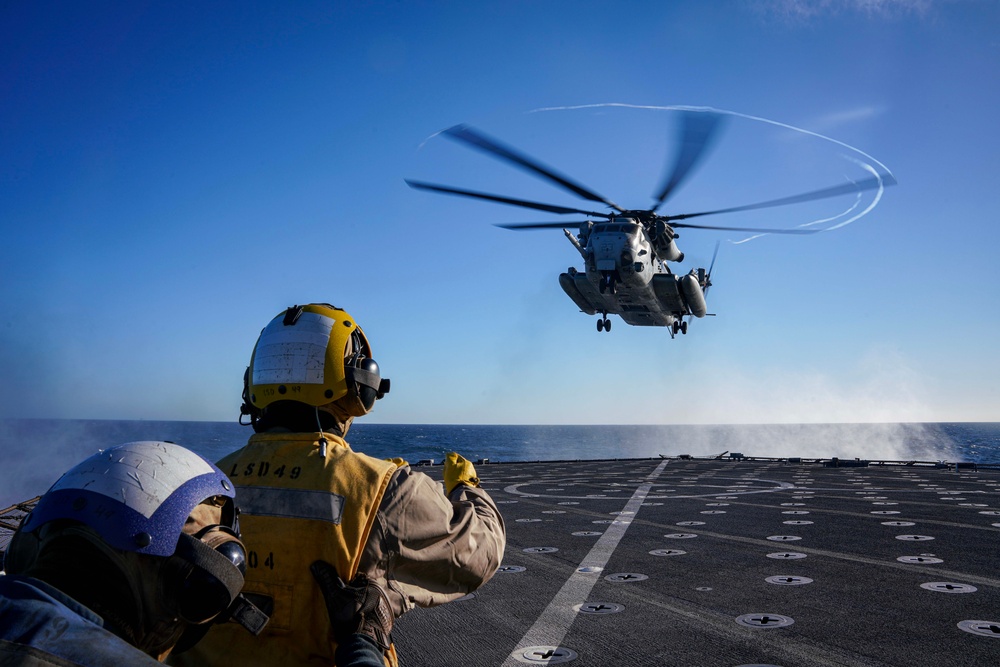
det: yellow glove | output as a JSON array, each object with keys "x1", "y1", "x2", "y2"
[
  {"x1": 443, "y1": 452, "x2": 480, "y2": 495},
  {"x1": 385, "y1": 457, "x2": 408, "y2": 468}
]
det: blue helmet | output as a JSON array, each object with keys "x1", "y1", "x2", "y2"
[
  {"x1": 7, "y1": 441, "x2": 267, "y2": 650},
  {"x1": 19, "y1": 441, "x2": 237, "y2": 557}
]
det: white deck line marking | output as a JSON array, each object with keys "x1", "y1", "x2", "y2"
[{"x1": 502, "y1": 460, "x2": 670, "y2": 665}]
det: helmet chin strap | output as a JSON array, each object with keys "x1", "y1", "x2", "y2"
[{"x1": 315, "y1": 407, "x2": 328, "y2": 458}]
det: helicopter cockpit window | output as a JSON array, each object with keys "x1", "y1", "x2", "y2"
[{"x1": 624, "y1": 224, "x2": 639, "y2": 234}]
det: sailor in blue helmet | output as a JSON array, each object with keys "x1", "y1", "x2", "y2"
[{"x1": 0, "y1": 441, "x2": 268, "y2": 664}]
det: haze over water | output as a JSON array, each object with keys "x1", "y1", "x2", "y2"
[{"x1": 2, "y1": 419, "x2": 996, "y2": 509}]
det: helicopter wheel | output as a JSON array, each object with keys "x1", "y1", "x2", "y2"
[
  {"x1": 681, "y1": 321, "x2": 688, "y2": 335},
  {"x1": 604, "y1": 318, "x2": 611, "y2": 332},
  {"x1": 597, "y1": 319, "x2": 604, "y2": 332}
]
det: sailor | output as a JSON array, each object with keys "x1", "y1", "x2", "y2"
[
  {"x1": 0, "y1": 441, "x2": 267, "y2": 665},
  {"x1": 174, "y1": 302, "x2": 505, "y2": 666}
]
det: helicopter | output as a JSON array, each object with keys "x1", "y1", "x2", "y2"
[{"x1": 407, "y1": 111, "x2": 895, "y2": 334}]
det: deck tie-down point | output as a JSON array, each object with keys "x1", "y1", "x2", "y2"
[{"x1": 736, "y1": 613, "x2": 795, "y2": 628}]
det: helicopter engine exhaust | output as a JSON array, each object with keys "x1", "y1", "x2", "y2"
[{"x1": 653, "y1": 220, "x2": 684, "y2": 262}]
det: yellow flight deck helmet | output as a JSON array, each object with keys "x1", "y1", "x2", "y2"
[{"x1": 241, "y1": 304, "x2": 389, "y2": 424}]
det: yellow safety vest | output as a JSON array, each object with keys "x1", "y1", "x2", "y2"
[{"x1": 172, "y1": 432, "x2": 398, "y2": 666}]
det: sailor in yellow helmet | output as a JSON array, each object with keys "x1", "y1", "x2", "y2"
[{"x1": 171, "y1": 303, "x2": 505, "y2": 667}]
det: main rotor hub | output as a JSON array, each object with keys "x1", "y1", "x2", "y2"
[{"x1": 615, "y1": 211, "x2": 658, "y2": 225}]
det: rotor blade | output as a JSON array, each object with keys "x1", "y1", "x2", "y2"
[
  {"x1": 652, "y1": 111, "x2": 726, "y2": 212},
  {"x1": 670, "y1": 172, "x2": 897, "y2": 222},
  {"x1": 495, "y1": 221, "x2": 594, "y2": 230},
  {"x1": 498, "y1": 218, "x2": 815, "y2": 234},
  {"x1": 670, "y1": 221, "x2": 818, "y2": 234},
  {"x1": 443, "y1": 124, "x2": 622, "y2": 212},
  {"x1": 703, "y1": 241, "x2": 719, "y2": 301},
  {"x1": 707, "y1": 241, "x2": 720, "y2": 276},
  {"x1": 405, "y1": 180, "x2": 610, "y2": 216}
]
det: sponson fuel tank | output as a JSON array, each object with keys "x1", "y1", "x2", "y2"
[{"x1": 679, "y1": 272, "x2": 707, "y2": 318}]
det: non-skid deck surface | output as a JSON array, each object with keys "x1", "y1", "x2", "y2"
[{"x1": 394, "y1": 458, "x2": 1000, "y2": 666}]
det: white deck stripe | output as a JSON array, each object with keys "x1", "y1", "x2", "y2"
[{"x1": 503, "y1": 459, "x2": 670, "y2": 664}]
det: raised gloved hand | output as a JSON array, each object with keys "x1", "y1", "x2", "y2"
[
  {"x1": 443, "y1": 452, "x2": 480, "y2": 495},
  {"x1": 310, "y1": 561, "x2": 393, "y2": 653}
]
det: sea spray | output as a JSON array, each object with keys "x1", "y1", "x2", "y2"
[{"x1": 0, "y1": 419, "x2": 987, "y2": 508}]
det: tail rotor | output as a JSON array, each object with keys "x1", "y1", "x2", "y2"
[
  {"x1": 686, "y1": 241, "x2": 720, "y2": 332},
  {"x1": 703, "y1": 241, "x2": 720, "y2": 298}
]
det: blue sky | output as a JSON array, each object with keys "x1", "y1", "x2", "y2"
[{"x1": 2, "y1": 0, "x2": 997, "y2": 425}]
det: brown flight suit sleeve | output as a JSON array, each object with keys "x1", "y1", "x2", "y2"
[{"x1": 358, "y1": 465, "x2": 506, "y2": 618}]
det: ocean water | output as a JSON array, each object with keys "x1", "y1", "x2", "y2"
[{"x1": 1, "y1": 419, "x2": 997, "y2": 508}]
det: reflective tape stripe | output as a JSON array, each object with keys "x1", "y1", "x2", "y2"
[
  {"x1": 252, "y1": 312, "x2": 334, "y2": 385},
  {"x1": 236, "y1": 486, "x2": 345, "y2": 524}
]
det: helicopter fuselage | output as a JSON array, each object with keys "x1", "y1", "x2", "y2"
[
  {"x1": 560, "y1": 217, "x2": 708, "y2": 332},
  {"x1": 582, "y1": 219, "x2": 654, "y2": 291}
]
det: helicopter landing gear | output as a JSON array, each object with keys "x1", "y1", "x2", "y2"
[
  {"x1": 672, "y1": 320, "x2": 689, "y2": 335},
  {"x1": 596, "y1": 315, "x2": 611, "y2": 332},
  {"x1": 681, "y1": 321, "x2": 688, "y2": 335}
]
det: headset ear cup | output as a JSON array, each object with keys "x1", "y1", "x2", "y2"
[
  {"x1": 240, "y1": 367, "x2": 260, "y2": 425},
  {"x1": 339, "y1": 329, "x2": 386, "y2": 416},
  {"x1": 358, "y1": 389, "x2": 375, "y2": 412},
  {"x1": 177, "y1": 567, "x2": 234, "y2": 623},
  {"x1": 342, "y1": 357, "x2": 382, "y2": 415},
  {"x1": 356, "y1": 358, "x2": 380, "y2": 411},
  {"x1": 166, "y1": 532, "x2": 246, "y2": 625}
]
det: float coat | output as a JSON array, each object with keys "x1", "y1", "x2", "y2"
[
  {"x1": 0, "y1": 576, "x2": 164, "y2": 666},
  {"x1": 172, "y1": 432, "x2": 505, "y2": 667}
]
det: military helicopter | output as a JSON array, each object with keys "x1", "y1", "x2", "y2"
[{"x1": 407, "y1": 111, "x2": 894, "y2": 334}]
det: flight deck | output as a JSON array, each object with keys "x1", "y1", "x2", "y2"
[{"x1": 397, "y1": 456, "x2": 1000, "y2": 666}]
